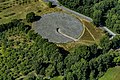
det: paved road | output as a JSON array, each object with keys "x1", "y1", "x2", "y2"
[
  {"x1": 101, "y1": 27, "x2": 116, "y2": 39},
  {"x1": 101, "y1": 27, "x2": 116, "y2": 36},
  {"x1": 58, "y1": 6, "x2": 93, "y2": 22}
]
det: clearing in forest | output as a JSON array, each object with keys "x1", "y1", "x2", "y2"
[{"x1": 33, "y1": 12, "x2": 84, "y2": 43}]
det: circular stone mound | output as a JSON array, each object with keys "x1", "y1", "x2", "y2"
[{"x1": 33, "y1": 12, "x2": 83, "y2": 43}]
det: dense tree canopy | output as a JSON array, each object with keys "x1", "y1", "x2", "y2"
[
  {"x1": 0, "y1": 20, "x2": 65, "y2": 79},
  {"x1": 0, "y1": 2, "x2": 120, "y2": 79},
  {"x1": 0, "y1": 18, "x2": 120, "y2": 80}
]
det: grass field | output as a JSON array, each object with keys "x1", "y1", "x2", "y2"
[
  {"x1": 80, "y1": 28, "x2": 94, "y2": 41},
  {"x1": 0, "y1": 0, "x2": 61, "y2": 24},
  {"x1": 99, "y1": 66, "x2": 120, "y2": 80},
  {"x1": 0, "y1": 0, "x2": 39, "y2": 11},
  {"x1": 82, "y1": 20, "x2": 104, "y2": 42},
  {"x1": 50, "y1": 76, "x2": 64, "y2": 80}
]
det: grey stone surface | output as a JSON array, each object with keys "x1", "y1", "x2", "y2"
[{"x1": 33, "y1": 12, "x2": 83, "y2": 43}]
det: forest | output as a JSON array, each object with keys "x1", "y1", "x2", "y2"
[
  {"x1": 58, "y1": 0, "x2": 120, "y2": 34},
  {"x1": 0, "y1": 12, "x2": 120, "y2": 80}
]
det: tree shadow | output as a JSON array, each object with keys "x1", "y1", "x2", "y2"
[
  {"x1": 34, "y1": 16, "x2": 42, "y2": 21},
  {"x1": 58, "y1": 47, "x2": 69, "y2": 59},
  {"x1": 52, "y1": 5, "x2": 57, "y2": 8}
]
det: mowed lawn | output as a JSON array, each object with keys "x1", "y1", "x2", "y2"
[{"x1": 99, "y1": 66, "x2": 120, "y2": 80}]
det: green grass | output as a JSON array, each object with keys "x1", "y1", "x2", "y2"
[
  {"x1": 99, "y1": 66, "x2": 120, "y2": 80},
  {"x1": 82, "y1": 20, "x2": 104, "y2": 42},
  {"x1": 0, "y1": 0, "x2": 38, "y2": 10},
  {"x1": 50, "y1": 76, "x2": 64, "y2": 80},
  {"x1": 80, "y1": 28, "x2": 94, "y2": 41},
  {"x1": 0, "y1": 1, "x2": 43, "y2": 24},
  {"x1": 0, "y1": 0, "x2": 62, "y2": 24}
]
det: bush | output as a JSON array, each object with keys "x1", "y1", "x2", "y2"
[
  {"x1": 48, "y1": 1, "x2": 52, "y2": 8},
  {"x1": 26, "y1": 12, "x2": 35, "y2": 23}
]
